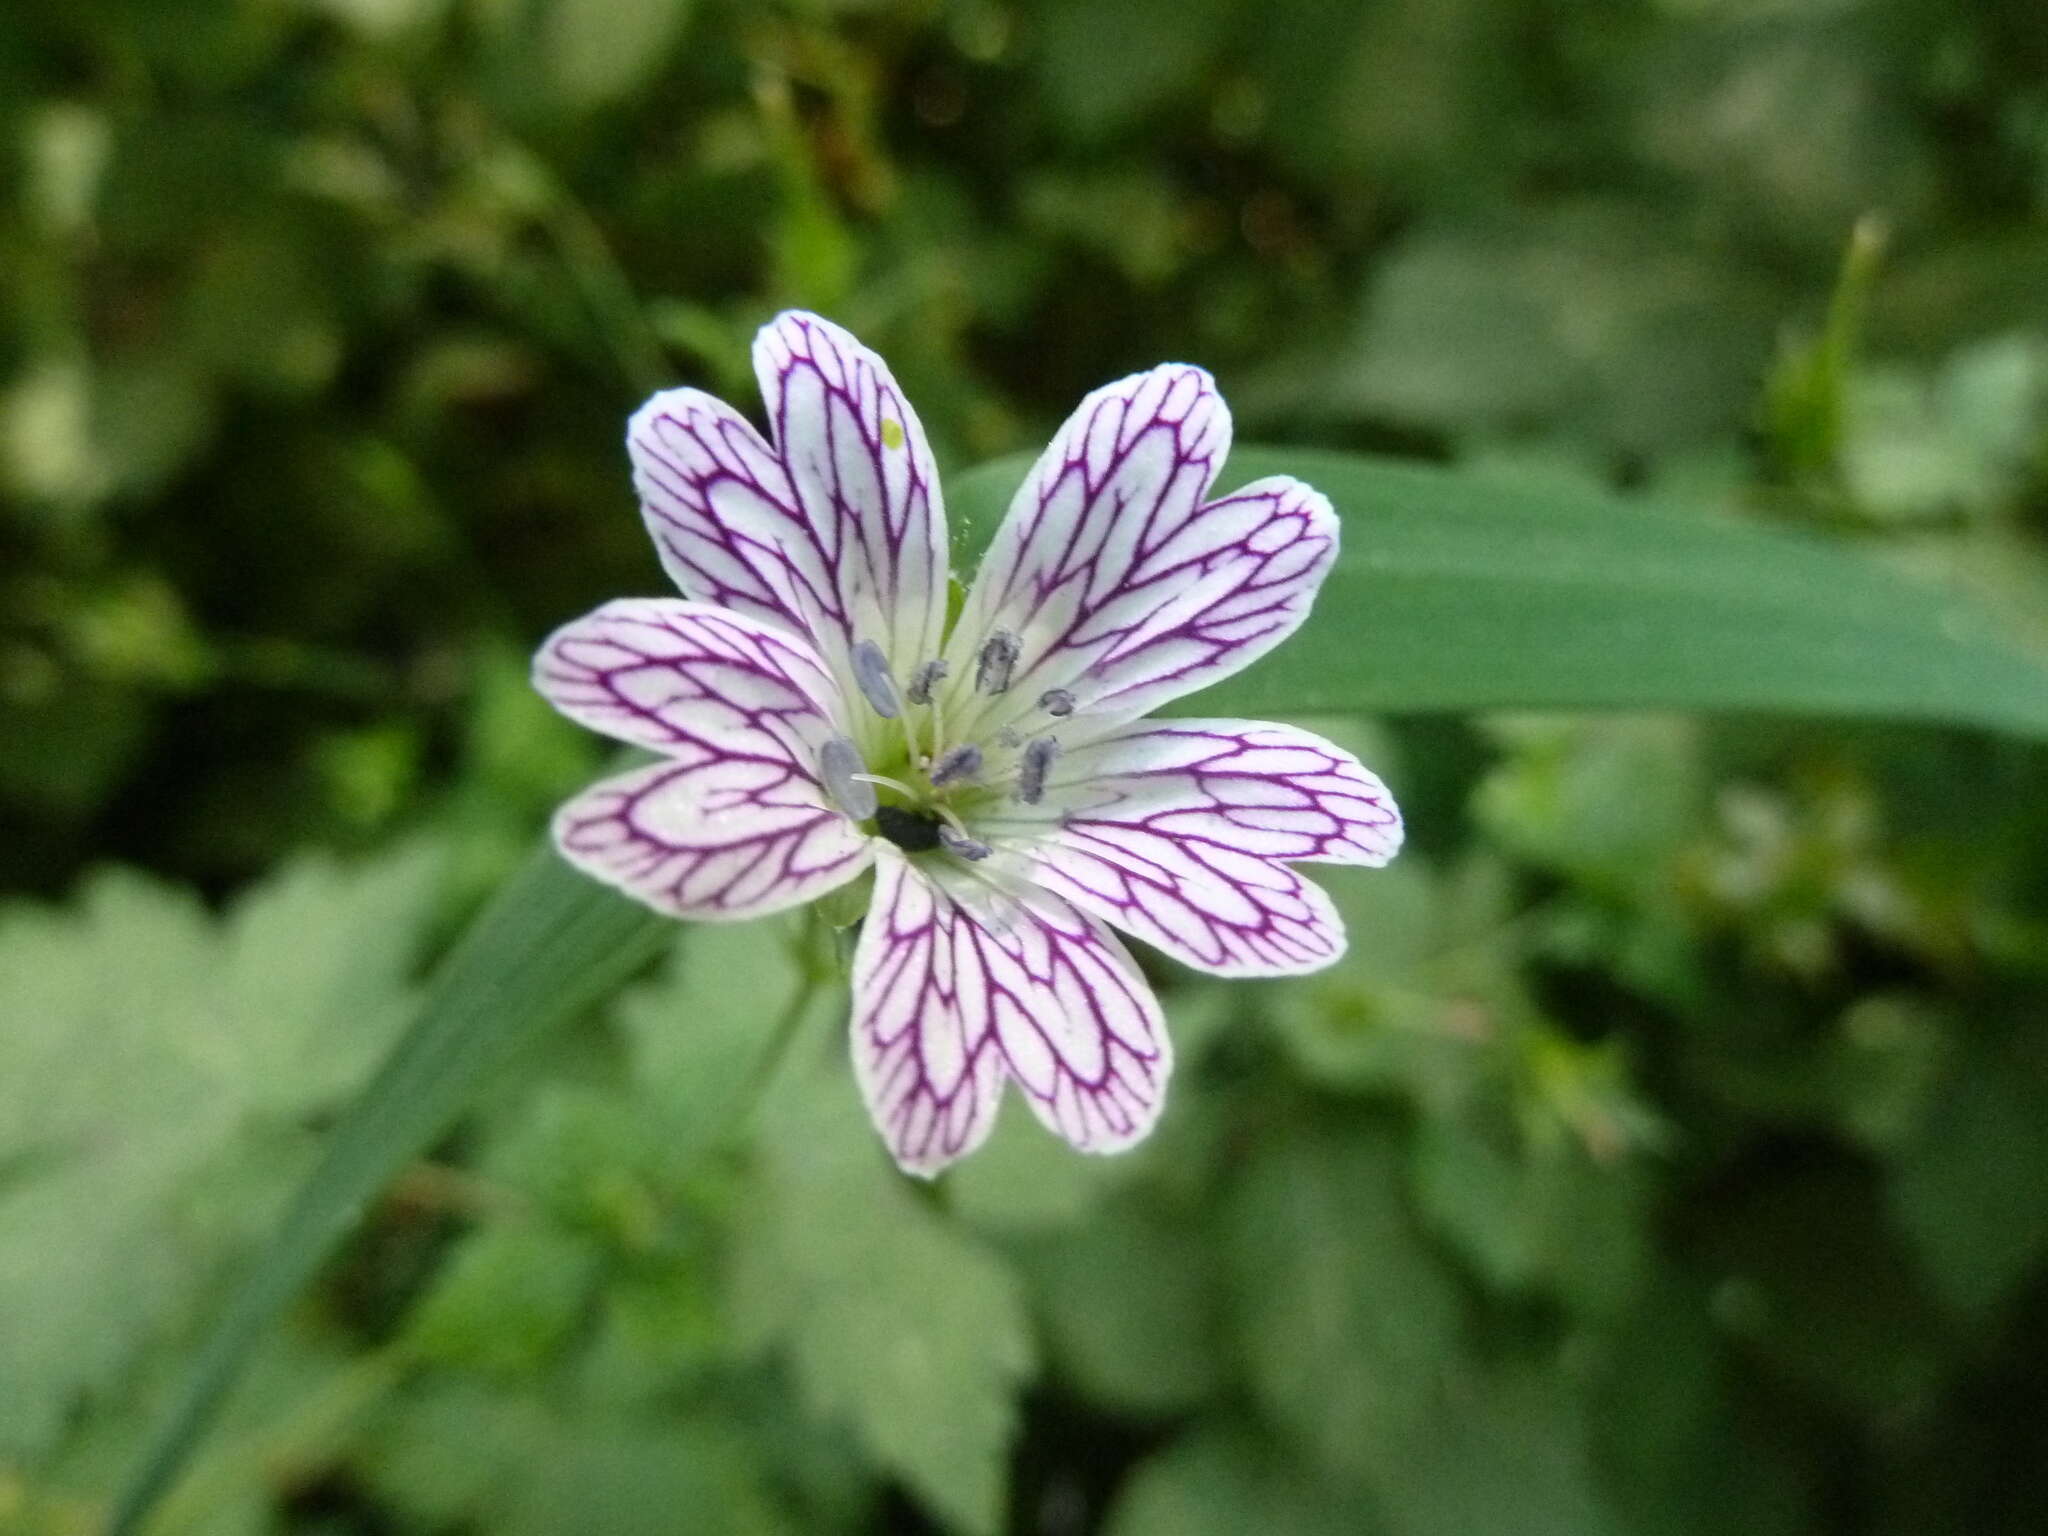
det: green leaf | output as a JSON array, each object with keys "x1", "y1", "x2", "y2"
[
  {"x1": 403, "y1": 1223, "x2": 600, "y2": 1377},
  {"x1": 1472, "y1": 717, "x2": 1704, "y2": 896},
  {"x1": 538, "y1": 0, "x2": 697, "y2": 109},
  {"x1": 106, "y1": 846, "x2": 670, "y2": 1535},
  {"x1": 943, "y1": 448, "x2": 2048, "y2": 738},
  {"x1": 616, "y1": 917, "x2": 806, "y2": 1171},
  {"x1": 1105, "y1": 1422, "x2": 1380, "y2": 1536},
  {"x1": 1013, "y1": 1196, "x2": 1225, "y2": 1416},
  {"x1": 359, "y1": 1386, "x2": 789, "y2": 1536},
  {"x1": 1371, "y1": 1365, "x2": 1625, "y2": 1536},
  {"x1": 0, "y1": 844, "x2": 441, "y2": 1461},
  {"x1": 1224, "y1": 1119, "x2": 1461, "y2": 1482},
  {"x1": 1888, "y1": 1038, "x2": 2048, "y2": 1317},
  {"x1": 945, "y1": 1109, "x2": 1116, "y2": 1233},
  {"x1": 1409, "y1": 1117, "x2": 1650, "y2": 1315},
  {"x1": 1341, "y1": 207, "x2": 1778, "y2": 453},
  {"x1": 1036, "y1": 0, "x2": 1238, "y2": 143},
  {"x1": 733, "y1": 1039, "x2": 1035, "y2": 1536}
]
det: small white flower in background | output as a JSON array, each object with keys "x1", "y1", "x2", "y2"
[{"x1": 534, "y1": 311, "x2": 1402, "y2": 1175}]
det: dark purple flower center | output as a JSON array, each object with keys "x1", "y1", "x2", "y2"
[{"x1": 874, "y1": 804, "x2": 945, "y2": 853}]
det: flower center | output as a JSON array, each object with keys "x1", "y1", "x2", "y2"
[
  {"x1": 816, "y1": 630, "x2": 1077, "y2": 864},
  {"x1": 873, "y1": 804, "x2": 945, "y2": 853}
]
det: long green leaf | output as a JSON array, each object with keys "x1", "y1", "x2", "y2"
[
  {"x1": 108, "y1": 845, "x2": 669, "y2": 1535},
  {"x1": 950, "y1": 448, "x2": 2048, "y2": 737}
]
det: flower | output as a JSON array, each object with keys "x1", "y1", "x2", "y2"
[{"x1": 533, "y1": 311, "x2": 1402, "y2": 1175}]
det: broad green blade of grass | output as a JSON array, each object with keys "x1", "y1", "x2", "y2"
[
  {"x1": 114, "y1": 445, "x2": 2048, "y2": 1534},
  {"x1": 951, "y1": 448, "x2": 2048, "y2": 739},
  {"x1": 108, "y1": 845, "x2": 670, "y2": 1536}
]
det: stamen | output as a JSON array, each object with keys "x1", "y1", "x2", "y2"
[
  {"x1": 1015, "y1": 736, "x2": 1059, "y2": 805},
  {"x1": 819, "y1": 737, "x2": 877, "y2": 820},
  {"x1": 939, "y1": 824, "x2": 993, "y2": 861},
  {"x1": 850, "y1": 639, "x2": 901, "y2": 719},
  {"x1": 975, "y1": 630, "x2": 1021, "y2": 694},
  {"x1": 906, "y1": 659, "x2": 948, "y2": 705},
  {"x1": 851, "y1": 771, "x2": 922, "y2": 800},
  {"x1": 1038, "y1": 687, "x2": 1075, "y2": 718},
  {"x1": 929, "y1": 744, "x2": 983, "y2": 787}
]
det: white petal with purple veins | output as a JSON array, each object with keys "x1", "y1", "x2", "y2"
[
  {"x1": 946, "y1": 366, "x2": 1337, "y2": 735},
  {"x1": 552, "y1": 754, "x2": 873, "y2": 922},
  {"x1": 754, "y1": 313, "x2": 949, "y2": 679},
  {"x1": 534, "y1": 598, "x2": 873, "y2": 920},
  {"x1": 629, "y1": 313, "x2": 948, "y2": 719},
  {"x1": 1029, "y1": 718, "x2": 1404, "y2": 865},
  {"x1": 1007, "y1": 821, "x2": 1346, "y2": 976},
  {"x1": 533, "y1": 598, "x2": 849, "y2": 760},
  {"x1": 628, "y1": 391, "x2": 818, "y2": 642},
  {"x1": 978, "y1": 719, "x2": 1401, "y2": 976},
  {"x1": 851, "y1": 850, "x2": 1171, "y2": 1176},
  {"x1": 850, "y1": 851, "x2": 1011, "y2": 1176}
]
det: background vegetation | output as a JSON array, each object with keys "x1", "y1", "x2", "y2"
[{"x1": 5, "y1": 0, "x2": 2048, "y2": 1532}]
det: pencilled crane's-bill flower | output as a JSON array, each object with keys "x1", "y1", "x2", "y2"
[{"x1": 533, "y1": 311, "x2": 1402, "y2": 1175}]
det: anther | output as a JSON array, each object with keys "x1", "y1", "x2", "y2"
[
  {"x1": 1038, "y1": 687, "x2": 1075, "y2": 718},
  {"x1": 906, "y1": 659, "x2": 948, "y2": 706},
  {"x1": 1015, "y1": 736, "x2": 1059, "y2": 805},
  {"x1": 929, "y1": 744, "x2": 983, "y2": 787},
  {"x1": 975, "y1": 630, "x2": 1021, "y2": 694},
  {"x1": 818, "y1": 736, "x2": 877, "y2": 820},
  {"x1": 850, "y1": 640, "x2": 901, "y2": 719},
  {"x1": 939, "y1": 824, "x2": 993, "y2": 861}
]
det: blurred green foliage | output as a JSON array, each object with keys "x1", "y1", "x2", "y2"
[{"x1": 4, "y1": 0, "x2": 2048, "y2": 1532}]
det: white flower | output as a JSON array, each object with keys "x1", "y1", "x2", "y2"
[{"x1": 535, "y1": 312, "x2": 1401, "y2": 1174}]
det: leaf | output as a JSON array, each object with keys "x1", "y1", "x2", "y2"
[
  {"x1": 1840, "y1": 334, "x2": 2048, "y2": 520},
  {"x1": 943, "y1": 448, "x2": 2048, "y2": 739},
  {"x1": 1888, "y1": 1038, "x2": 2048, "y2": 1317},
  {"x1": 539, "y1": 0, "x2": 697, "y2": 109},
  {"x1": 615, "y1": 917, "x2": 805, "y2": 1171},
  {"x1": 733, "y1": 1038, "x2": 1036, "y2": 1536},
  {"x1": 1104, "y1": 1422, "x2": 1380, "y2": 1536},
  {"x1": 1472, "y1": 717, "x2": 1704, "y2": 897},
  {"x1": 1262, "y1": 855, "x2": 1504, "y2": 1107},
  {"x1": 945, "y1": 1109, "x2": 1115, "y2": 1233},
  {"x1": 0, "y1": 843, "x2": 441, "y2": 1461},
  {"x1": 1340, "y1": 207, "x2": 1780, "y2": 452},
  {"x1": 1036, "y1": 0, "x2": 1238, "y2": 143},
  {"x1": 359, "y1": 1386, "x2": 789, "y2": 1536},
  {"x1": 106, "y1": 845, "x2": 671, "y2": 1535},
  {"x1": 403, "y1": 1223, "x2": 600, "y2": 1377},
  {"x1": 1224, "y1": 1118, "x2": 1462, "y2": 1482},
  {"x1": 1371, "y1": 1365, "x2": 1625, "y2": 1536},
  {"x1": 1409, "y1": 1117, "x2": 1651, "y2": 1315},
  {"x1": 1014, "y1": 1196, "x2": 1226, "y2": 1416}
]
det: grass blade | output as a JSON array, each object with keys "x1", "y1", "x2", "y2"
[{"x1": 950, "y1": 447, "x2": 2048, "y2": 738}]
